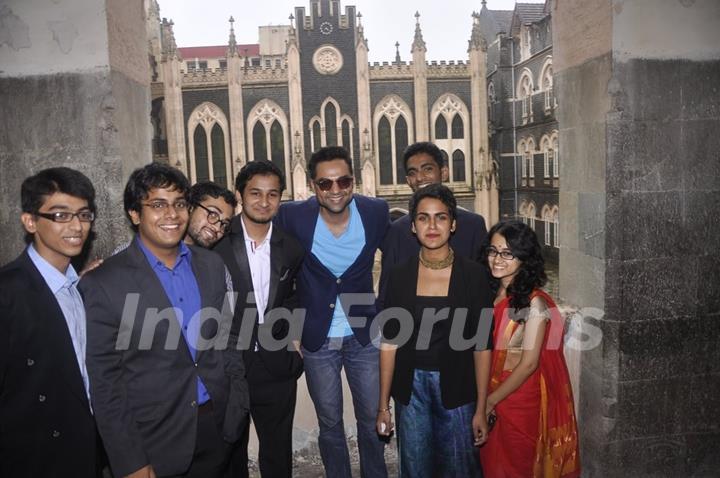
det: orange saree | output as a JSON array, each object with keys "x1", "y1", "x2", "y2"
[{"x1": 480, "y1": 290, "x2": 580, "y2": 478}]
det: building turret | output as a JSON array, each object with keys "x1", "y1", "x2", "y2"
[{"x1": 412, "y1": 12, "x2": 429, "y2": 141}]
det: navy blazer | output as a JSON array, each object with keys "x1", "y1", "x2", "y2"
[
  {"x1": 378, "y1": 207, "x2": 487, "y2": 310},
  {"x1": 0, "y1": 251, "x2": 99, "y2": 478},
  {"x1": 275, "y1": 195, "x2": 390, "y2": 352}
]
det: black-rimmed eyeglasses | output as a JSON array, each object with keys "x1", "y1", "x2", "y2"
[
  {"x1": 487, "y1": 247, "x2": 516, "y2": 261},
  {"x1": 35, "y1": 211, "x2": 95, "y2": 223},
  {"x1": 194, "y1": 203, "x2": 231, "y2": 232}
]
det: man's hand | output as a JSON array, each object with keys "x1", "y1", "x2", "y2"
[
  {"x1": 124, "y1": 465, "x2": 156, "y2": 478},
  {"x1": 376, "y1": 409, "x2": 394, "y2": 437}
]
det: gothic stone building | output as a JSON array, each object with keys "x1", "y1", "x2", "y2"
[
  {"x1": 479, "y1": 0, "x2": 559, "y2": 261},
  {"x1": 147, "y1": 0, "x2": 499, "y2": 225}
]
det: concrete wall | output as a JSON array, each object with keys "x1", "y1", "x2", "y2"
[
  {"x1": 0, "y1": 0, "x2": 150, "y2": 265},
  {"x1": 555, "y1": 0, "x2": 720, "y2": 475}
]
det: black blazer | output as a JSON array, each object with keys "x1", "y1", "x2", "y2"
[
  {"x1": 79, "y1": 239, "x2": 249, "y2": 478},
  {"x1": 0, "y1": 251, "x2": 98, "y2": 478},
  {"x1": 213, "y1": 216, "x2": 305, "y2": 381},
  {"x1": 382, "y1": 255, "x2": 494, "y2": 409},
  {"x1": 378, "y1": 208, "x2": 487, "y2": 310}
]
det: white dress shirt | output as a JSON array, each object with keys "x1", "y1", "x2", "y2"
[{"x1": 240, "y1": 217, "x2": 272, "y2": 324}]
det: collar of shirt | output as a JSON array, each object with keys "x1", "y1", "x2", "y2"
[
  {"x1": 136, "y1": 236, "x2": 192, "y2": 271},
  {"x1": 240, "y1": 215, "x2": 272, "y2": 253},
  {"x1": 27, "y1": 244, "x2": 79, "y2": 293}
]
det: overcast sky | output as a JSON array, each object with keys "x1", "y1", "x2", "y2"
[{"x1": 158, "y1": 0, "x2": 541, "y2": 62}]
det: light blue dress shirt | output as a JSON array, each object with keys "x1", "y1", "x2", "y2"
[{"x1": 27, "y1": 244, "x2": 91, "y2": 405}]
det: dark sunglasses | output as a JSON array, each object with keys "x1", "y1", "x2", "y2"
[{"x1": 314, "y1": 176, "x2": 354, "y2": 192}]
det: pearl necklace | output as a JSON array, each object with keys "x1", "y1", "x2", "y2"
[{"x1": 419, "y1": 247, "x2": 455, "y2": 270}]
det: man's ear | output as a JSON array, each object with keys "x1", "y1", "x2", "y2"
[
  {"x1": 441, "y1": 165, "x2": 449, "y2": 182},
  {"x1": 234, "y1": 191, "x2": 242, "y2": 205},
  {"x1": 128, "y1": 209, "x2": 141, "y2": 227},
  {"x1": 21, "y1": 212, "x2": 37, "y2": 235}
]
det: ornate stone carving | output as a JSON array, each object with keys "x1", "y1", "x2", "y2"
[
  {"x1": 377, "y1": 95, "x2": 407, "y2": 121},
  {"x1": 313, "y1": 45, "x2": 343, "y2": 75},
  {"x1": 435, "y1": 94, "x2": 462, "y2": 116},
  {"x1": 252, "y1": 100, "x2": 283, "y2": 127},
  {"x1": 194, "y1": 103, "x2": 222, "y2": 129}
]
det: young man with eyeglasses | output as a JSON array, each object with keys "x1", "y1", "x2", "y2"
[
  {"x1": 79, "y1": 163, "x2": 248, "y2": 478},
  {"x1": 0, "y1": 167, "x2": 103, "y2": 477},
  {"x1": 275, "y1": 146, "x2": 390, "y2": 478},
  {"x1": 214, "y1": 160, "x2": 305, "y2": 478},
  {"x1": 186, "y1": 181, "x2": 236, "y2": 249}
]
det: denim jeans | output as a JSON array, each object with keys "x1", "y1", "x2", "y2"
[
  {"x1": 302, "y1": 335, "x2": 387, "y2": 478},
  {"x1": 396, "y1": 369, "x2": 482, "y2": 478}
]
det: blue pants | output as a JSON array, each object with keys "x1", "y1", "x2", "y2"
[
  {"x1": 302, "y1": 335, "x2": 387, "y2": 478},
  {"x1": 396, "y1": 369, "x2": 482, "y2": 478}
]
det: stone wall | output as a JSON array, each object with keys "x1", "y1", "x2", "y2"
[
  {"x1": 0, "y1": 0, "x2": 150, "y2": 265},
  {"x1": 555, "y1": 0, "x2": 720, "y2": 475}
]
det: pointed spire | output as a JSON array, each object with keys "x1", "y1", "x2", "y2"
[
  {"x1": 395, "y1": 41, "x2": 401, "y2": 64},
  {"x1": 481, "y1": 0, "x2": 487, "y2": 7},
  {"x1": 468, "y1": 11, "x2": 487, "y2": 51},
  {"x1": 161, "y1": 18, "x2": 179, "y2": 60},
  {"x1": 356, "y1": 11, "x2": 368, "y2": 48},
  {"x1": 227, "y1": 16, "x2": 238, "y2": 56},
  {"x1": 287, "y1": 13, "x2": 298, "y2": 48},
  {"x1": 411, "y1": 11, "x2": 426, "y2": 52}
]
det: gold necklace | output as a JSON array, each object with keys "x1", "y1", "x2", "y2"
[{"x1": 419, "y1": 247, "x2": 454, "y2": 270}]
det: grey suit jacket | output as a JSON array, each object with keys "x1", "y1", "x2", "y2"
[{"x1": 79, "y1": 238, "x2": 249, "y2": 478}]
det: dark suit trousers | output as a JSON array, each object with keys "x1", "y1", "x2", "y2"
[
  {"x1": 165, "y1": 402, "x2": 231, "y2": 478},
  {"x1": 227, "y1": 352, "x2": 298, "y2": 478}
]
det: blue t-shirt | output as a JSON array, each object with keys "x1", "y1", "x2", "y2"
[{"x1": 311, "y1": 199, "x2": 365, "y2": 338}]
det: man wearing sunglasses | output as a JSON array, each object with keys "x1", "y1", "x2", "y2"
[
  {"x1": 186, "y1": 181, "x2": 236, "y2": 249},
  {"x1": 275, "y1": 146, "x2": 390, "y2": 478},
  {"x1": 80, "y1": 163, "x2": 248, "y2": 478},
  {"x1": 1, "y1": 167, "x2": 103, "y2": 477}
]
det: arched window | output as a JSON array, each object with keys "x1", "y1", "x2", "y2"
[
  {"x1": 247, "y1": 99, "x2": 291, "y2": 194},
  {"x1": 394, "y1": 116, "x2": 409, "y2": 183},
  {"x1": 373, "y1": 95, "x2": 414, "y2": 186},
  {"x1": 341, "y1": 119, "x2": 351, "y2": 151},
  {"x1": 194, "y1": 127, "x2": 209, "y2": 182},
  {"x1": 452, "y1": 150, "x2": 465, "y2": 182},
  {"x1": 431, "y1": 94, "x2": 470, "y2": 184},
  {"x1": 542, "y1": 204, "x2": 552, "y2": 245},
  {"x1": 488, "y1": 81, "x2": 496, "y2": 104},
  {"x1": 525, "y1": 138, "x2": 535, "y2": 182},
  {"x1": 311, "y1": 119, "x2": 322, "y2": 152},
  {"x1": 270, "y1": 120, "x2": 286, "y2": 177},
  {"x1": 517, "y1": 70, "x2": 534, "y2": 124},
  {"x1": 325, "y1": 101, "x2": 338, "y2": 146},
  {"x1": 211, "y1": 124, "x2": 227, "y2": 187},
  {"x1": 378, "y1": 116, "x2": 393, "y2": 185},
  {"x1": 540, "y1": 57, "x2": 554, "y2": 111},
  {"x1": 518, "y1": 139, "x2": 527, "y2": 179},
  {"x1": 252, "y1": 122, "x2": 268, "y2": 161},
  {"x1": 552, "y1": 206, "x2": 559, "y2": 247},
  {"x1": 435, "y1": 115, "x2": 448, "y2": 139},
  {"x1": 519, "y1": 200, "x2": 528, "y2": 223},
  {"x1": 527, "y1": 202, "x2": 536, "y2": 230},
  {"x1": 340, "y1": 115, "x2": 357, "y2": 176},
  {"x1": 541, "y1": 135, "x2": 551, "y2": 178},
  {"x1": 187, "y1": 102, "x2": 231, "y2": 187},
  {"x1": 451, "y1": 114, "x2": 464, "y2": 139}
]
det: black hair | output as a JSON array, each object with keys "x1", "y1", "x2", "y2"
[
  {"x1": 189, "y1": 181, "x2": 237, "y2": 209},
  {"x1": 21, "y1": 167, "x2": 96, "y2": 214},
  {"x1": 307, "y1": 146, "x2": 353, "y2": 179},
  {"x1": 409, "y1": 183, "x2": 457, "y2": 221},
  {"x1": 123, "y1": 162, "x2": 190, "y2": 218},
  {"x1": 402, "y1": 141, "x2": 445, "y2": 173},
  {"x1": 481, "y1": 220, "x2": 547, "y2": 312},
  {"x1": 234, "y1": 160, "x2": 286, "y2": 195}
]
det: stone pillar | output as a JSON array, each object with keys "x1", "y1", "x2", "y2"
[
  {"x1": 468, "y1": 13, "x2": 496, "y2": 224},
  {"x1": 555, "y1": 0, "x2": 720, "y2": 475},
  {"x1": 160, "y1": 19, "x2": 187, "y2": 176},
  {"x1": 286, "y1": 22, "x2": 307, "y2": 199},
  {"x1": 226, "y1": 17, "x2": 247, "y2": 182},
  {"x1": 411, "y1": 12, "x2": 429, "y2": 142},
  {"x1": 0, "y1": 0, "x2": 151, "y2": 263},
  {"x1": 355, "y1": 16, "x2": 376, "y2": 196}
]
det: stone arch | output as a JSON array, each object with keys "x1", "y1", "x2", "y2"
[
  {"x1": 431, "y1": 93, "x2": 471, "y2": 183},
  {"x1": 373, "y1": 94, "x2": 414, "y2": 186},
  {"x1": 246, "y1": 99, "x2": 292, "y2": 195}
]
